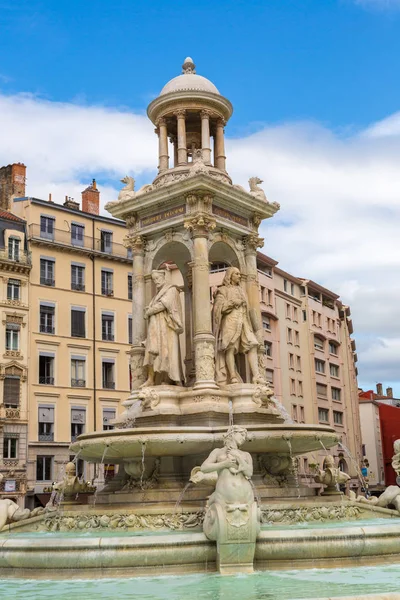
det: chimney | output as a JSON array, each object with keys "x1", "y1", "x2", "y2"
[
  {"x1": 376, "y1": 383, "x2": 383, "y2": 396},
  {"x1": 63, "y1": 195, "x2": 80, "y2": 210},
  {"x1": 386, "y1": 387, "x2": 393, "y2": 398},
  {"x1": 81, "y1": 179, "x2": 99, "y2": 215},
  {"x1": 0, "y1": 163, "x2": 26, "y2": 210}
]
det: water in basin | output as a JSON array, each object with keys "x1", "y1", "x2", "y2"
[{"x1": 1, "y1": 564, "x2": 400, "y2": 599}]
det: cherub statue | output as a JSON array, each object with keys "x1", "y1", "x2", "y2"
[{"x1": 314, "y1": 455, "x2": 350, "y2": 495}]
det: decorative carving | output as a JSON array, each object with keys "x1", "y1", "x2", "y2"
[
  {"x1": 123, "y1": 235, "x2": 146, "y2": 254},
  {"x1": 42, "y1": 511, "x2": 205, "y2": 532},
  {"x1": 156, "y1": 117, "x2": 167, "y2": 127},
  {"x1": 251, "y1": 213, "x2": 262, "y2": 230},
  {"x1": 249, "y1": 177, "x2": 267, "y2": 202},
  {"x1": 184, "y1": 214, "x2": 216, "y2": 234},
  {"x1": 195, "y1": 340, "x2": 215, "y2": 381},
  {"x1": 129, "y1": 351, "x2": 146, "y2": 389},
  {"x1": 314, "y1": 455, "x2": 351, "y2": 495},
  {"x1": 392, "y1": 439, "x2": 400, "y2": 478},
  {"x1": 192, "y1": 394, "x2": 220, "y2": 404},
  {"x1": 123, "y1": 458, "x2": 160, "y2": 490},
  {"x1": 252, "y1": 384, "x2": 274, "y2": 408},
  {"x1": 243, "y1": 233, "x2": 264, "y2": 251},
  {"x1": 213, "y1": 267, "x2": 264, "y2": 385},
  {"x1": 261, "y1": 504, "x2": 363, "y2": 525},
  {"x1": 48, "y1": 462, "x2": 95, "y2": 504},
  {"x1": 125, "y1": 215, "x2": 138, "y2": 231},
  {"x1": 0, "y1": 498, "x2": 52, "y2": 531},
  {"x1": 137, "y1": 388, "x2": 160, "y2": 410}
]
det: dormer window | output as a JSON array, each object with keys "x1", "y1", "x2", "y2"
[{"x1": 8, "y1": 237, "x2": 20, "y2": 261}]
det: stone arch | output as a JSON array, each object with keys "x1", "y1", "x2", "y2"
[{"x1": 208, "y1": 239, "x2": 245, "y2": 272}]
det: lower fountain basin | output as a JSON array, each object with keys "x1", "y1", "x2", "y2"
[{"x1": 70, "y1": 424, "x2": 338, "y2": 463}]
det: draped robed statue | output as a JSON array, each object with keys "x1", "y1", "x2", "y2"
[
  {"x1": 141, "y1": 269, "x2": 184, "y2": 387},
  {"x1": 213, "y1": 267, "x2": 263, "y2": 385}
]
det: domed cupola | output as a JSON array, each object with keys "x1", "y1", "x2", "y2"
[{"x1": 147, "y1": 58, "x2": 233, "y2": 186}]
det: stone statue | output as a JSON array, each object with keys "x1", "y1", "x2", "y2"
[
  {"x1": 199, "y1": 425, "x2": 260, "y2": 574},
  {"x1": 213, "y1": 267, "x2": 263, "y2": 385},
  {"x1": 0, "y1": 499, "x2": 30, "y2": 530},
  {"x1": 50, "y1": 462, "x2": 95, "y2": 503},
  {"x1": 142, "y1": 269, "x2": 184, "y2": 387},
  {"x1": 249, "y1": 177, "x2": 267, "y2": 202},
  {"x1": 314, "y1": 455, "x2": 351, "y2": 495},
  {"x1": 118, "y1": 176, "x2": 136, "y2": 202},
  {"x1": 392, "y1": 439, "x2": 400, "y2": 482}
]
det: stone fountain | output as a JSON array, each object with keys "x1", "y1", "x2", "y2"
[{"x1": 1, "y1": 59, "x2": 400, "y2": 583}]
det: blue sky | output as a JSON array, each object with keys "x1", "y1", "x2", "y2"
[{"x1": 1, "y1": 0, "x2": 400, "y2": 395}]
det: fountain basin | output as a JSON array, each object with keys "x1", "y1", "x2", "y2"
[{"x1": 70, "y1": 424, "x2": 338, "y2": 463}]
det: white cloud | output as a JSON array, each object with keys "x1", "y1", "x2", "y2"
[{"x1": 0, "y1": 91, "x2": 399, "y2": 395}]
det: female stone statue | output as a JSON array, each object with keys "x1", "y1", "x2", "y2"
[
  {"x1": 213, "y1": 267, "x2": 262, "y2": 385},
  {"x1": 200, "y1": 425, "x2": 254, "y2": 507},
  {"x1": 142, "y1": 269, "x2": 184, "y2": 387}
]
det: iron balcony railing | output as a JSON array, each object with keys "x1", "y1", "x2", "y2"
[
  {"x1": 29, "y1": 224, "x2": 131, "y2": 261},
  {"x1": 103, "y1": 381, "x2": 115, "y2": 390},
  {"x1": 40, "y1": 324, "x2": 55, "y2": 334},
  {"x1": 71, "y1": 379, "x2": 86, "y2": 387},
  {"x1": 39, "y1": 376, "x2": 54, "y2": 385},
  {"x1": 40, "y1": 277, "x2": 55, "y2": 287},
  {"x1": 71, "y1": 282, "x2": 85, "y2": 291},
  {"x1": 38, "y1": 433, "x2": 54, "y2": 442}
]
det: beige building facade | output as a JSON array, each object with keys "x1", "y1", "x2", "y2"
[{"x1": 12, "y1": 184, "x2": 133, "y2": 504}]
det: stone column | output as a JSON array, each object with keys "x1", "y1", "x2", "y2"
[
  {"x1": 157, "y1": 117, "x2": 169, "y2": 172},
  {"x1": 185, "y1": 207, "x2": 217, "y2": 389},
  {"x1": 201, "y1": 110, "x2": 211, "y2": 165},
  {"x1": 169, "y1": 135, "x2": 178, "y2": 168},
  {"x1": 125, "y1": 234, "x2": 147, "y2": 389},
  {"x1": 176, "y1": 110, "x2": 187, "y2": 165},
  {"x1": 215, "y1": 118, "x2": 226, "y2": 171}
]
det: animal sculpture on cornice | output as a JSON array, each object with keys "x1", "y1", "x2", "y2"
[
  {"x1": 118, "y1": 176, "x2": 136, "y2": 202},
  {"x1": 248, "y1": 177, "x2": 280, "y2": 209}
]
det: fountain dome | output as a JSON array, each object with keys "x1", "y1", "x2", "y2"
[{"x1": 160, "y1": 57, "x2": 220, "y2": 96}]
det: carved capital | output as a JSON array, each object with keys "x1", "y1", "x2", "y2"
[
  {"x1": 175, "y1": 109, "x2": 186, "y2": 118},
  {"x1": 184, "y1": 214, "x2": 216, "y2": 235},
  {"x1": 216, "y1": 117, "x2": 226, "y2": 128},
  {"x1": 200, "y1": 109, "x2": 212, "y2": 119},
  {"x1": 123, "y1": 234, "x2": 146, "y2": 254},
  {"x1": 243, "y1": 233, "x2": 264, "y2": 251},
  {"x1": 156, "y1": 117, "x2": 167, "y2": 127}
]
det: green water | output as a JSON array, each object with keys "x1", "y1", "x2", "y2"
[{"x1": 1, "y1": 564, "x2": 400, "y2": 599}]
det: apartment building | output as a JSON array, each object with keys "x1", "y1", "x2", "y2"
[
  {"x1": 0, "y1": 209, "x2": 31, "y2": 507},
  {"x1": 11, "y1": 175, "x2": 133, "y2": 504}
]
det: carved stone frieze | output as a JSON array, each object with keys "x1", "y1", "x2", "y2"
[
  {"x1": 42, "y1": 511, "x2": 205, "y2": 532},
  {"x1": 260, "y1": 504, "x2": 363, "y2": 525},
  {"x1": 195, "y1": 340, "x2": 215, "y2": 381}
]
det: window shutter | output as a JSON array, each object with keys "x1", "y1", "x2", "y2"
[{"x1": 3, "y1": 377, "x2": 20, "y2": 406}]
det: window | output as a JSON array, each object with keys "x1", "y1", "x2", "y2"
[
  {"x1": 333, "y1": 411, "x2": 343, "y2": 425},
  {"x1": 5, "y1": 324, "x2": 19, "y2": 351},
  {"x1": 103, "y1": 408, "x2": 116, "y2": 431},
  {"x1": 101, "y1": 270, "x2": 113, "y2": 296},
  {"x1": 303, "y1": 457, "x2": 308, "y2": 472},
  {"x1": 102, "y1": 312, "x2": 114, "y2": 341},
  {"x1": 294, "y1": 331, "x2": 300, "y2": 346},
  {"x1": 8, "y1": 237, "x2": 20, "y2": 261},
  {"x1": 302, "y1": 310, "x2": 307, "y2": 322},
  {"x1": 262, "y1": 316, "x2": 271, "y2": 331},
  {"x1": 38, "y1": 406, "x2": 54, "y2": 441},
  {"x1": 71, "y1": 264, "x2": 85, "y2": 291},
  {"x1": 39, "y1": 354, "x2": 54, "y2": 385},
  {"x1": 332, "y1": 387, "x2": 341, "y2": 402},
  {"x1": 318, "y1": 408, "x2": 329, "y2": 423},
  {"x1": 40, "y1": 303, "x2": 55, "y2": 334},
  {"x1": 314, "y1": 336, "x2": 324, "y2": 351},
  {"x1": 128, "y1": 274, "x2": 132, "y2": 300},
  {"x1": 285, "y1": 303, "x2": 291, "y2": 319},
  {"x1": 128, "y1": 316, "x2": 132, "y2": 345},
  {"x1": 3, "y1": 376, "x2": 20, "y2": 407},
  {"x1": 102, "y1": 360, "x2": 115, "y2": 389},
  {"x1": 293, "y1": 307, "x2": 298, "y2": 322},
  {"x1": 7, "y1": 279, "x2": 20, "y2": 301},
  {"x1": 40, "y1": 258, "x2": 55, "y2": 286},
  {"x1": 266, "y1": 289, "x2": 272, "y2": 306},
  {"x1": 210, "y1": 262, "x2": 229, "y2": 273},
  {"x1": 36, "y1": 455, "x2": 53, "y2": 481},
  {"x1": 100, "y1": 230, "x2": 113, "y2": 254},
  {"x1": 289, "y1": 353, "x2": 294, "y2": 369},
  {"x1": 329, "y1": 342, "x2": 338, "y2": 355},
  {"x1": 315, "y1": 359, "x2": 325, "y2": 374},
  {"x1": 71, "y1": 307, "x2": 86, "y2": 338},
  {"x1": 330, "y1": 363, "x2": 340, "y2": 378},
  {"x1": 3, "y1": 436, "x2": 18, "y2": 459},
  {"x1": 290, "y1": 379, "x2": 296, "y2": 395},
  {"x1": 287, "y1": 328, "x2": 293, "y2": 344},
  {"x1": 71, "y1": 357, "x2": 86, "y2": 387},
  {"x1": 291, "y1": 283, "x2": 295, "y2": 296},
  {"x1": 296, "y1": 356, "x2": 301, "y2": 372},
  {"x1": 265, "y1": 368, "x2": 274, "y2": 383},
  {"x1": 264, "y1": 341, "x2": 272, "y2": 357},
  {"x1": 316, "y1": 383, "x2": 328, "y2": 398},
  {"x1": 299, "y1": 405, "x2": 305, "y2": 423},
  {"x1": 71, "y1": 223, "x2": 84, "y2": 247},
  {"x1": 40, "y1": 216, "x2": 55, "y2": 240},
  {"x1": 291, "y1": 404, "x2": 298, "y2": 421},
  {"x1": 283, "y1": 279, "x2": 288, "y2": 292},
  {"x1": 71, "y1": 408, "x2": 86, "y2": 441},
  {"x1": 298, "y1": 380, "x2": 303, "y2": 397}
]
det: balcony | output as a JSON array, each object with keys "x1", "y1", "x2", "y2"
[
  {"x1": 29, "y1": 224, "x2": 131, "y2": 262},
  {"x1": 39, "y1": 376, "x2": 54, "y2": 385},
  {"x1": 0, "y1": 405, "x2": 25, "y2": 420},
  {"x1": 71, "y1": 379, "x2": 86, "y2": 388},
  {"x1": 0, "y1": 247, "x2": 31, "y2": 267}
]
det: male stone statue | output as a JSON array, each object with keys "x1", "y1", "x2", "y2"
[
  {"x1": 213, "y1": 266, "x2": 263, "y2": 385},
  {"x1": 141, "y1": 269, "x2": 184, "y2": 387}
]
